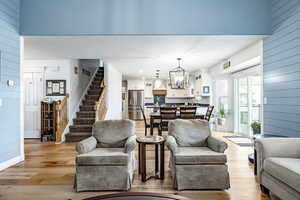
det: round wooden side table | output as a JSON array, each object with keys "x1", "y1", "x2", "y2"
[{"x1": 136, "y1": 136, "x2": 165, "y2": 182}]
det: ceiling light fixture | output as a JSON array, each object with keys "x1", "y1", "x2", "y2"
[
  {"x1": 153, "y1": 68, "x2": 164, "y2": 89},
  {"x1": 169, "y1": 58, "x2": 189, "y2": 89}
]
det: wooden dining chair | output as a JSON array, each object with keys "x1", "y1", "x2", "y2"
[
  {"x1": 204, "y1": 105, "x2": 214, "y2": 121},
  {"x1": 158, "y1": 107, "x2": 177, "y2": 136},
  {"x1": 179, "y1": 106, "x2": 197, "y2": 119},
  {"x1": 139, "y1": 105, "x2": 159, "y2": 136}
]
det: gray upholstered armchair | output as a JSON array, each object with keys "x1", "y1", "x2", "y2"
[
  {"x1": 166, "y1": 119, "x2": 230, "y2": 190},
  {"x1": 74, "y1": 119, "x2": 136, "y2": 192},
  {"x1": 255, "y1": 138, "x2": 300, "y2": 200}
]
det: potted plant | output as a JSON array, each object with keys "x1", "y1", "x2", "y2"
[
  {"x1": 217, "y1": 108, "x2": 226, "y2": 126},
  {"x1": 251, "y1": 121, "x2": 261, "y2": 135},
  {"x1": 155, "y1": 96, "x2": 161, "y2": 106}
]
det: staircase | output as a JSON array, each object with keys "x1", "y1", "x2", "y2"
[{"x1": 65, "y1": 68, "x2": 104, "y2": 142}]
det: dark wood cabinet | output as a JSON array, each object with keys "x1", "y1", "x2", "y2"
[{"x1": 41, "y1": 101, "x2": 57, "y2": 142}]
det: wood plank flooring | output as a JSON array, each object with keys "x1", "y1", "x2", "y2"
[{"x1": 0, "y1": 121, "x2": 270, "y2": 200}]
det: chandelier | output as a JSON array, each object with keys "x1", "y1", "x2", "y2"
[{"x1": 169, "y1": 58, "x2": 189, "y2": 89}]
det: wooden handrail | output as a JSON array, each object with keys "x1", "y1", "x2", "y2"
[
  {"x1": 95, "y1": 81, "x2": 107, "y2": 121},
  {"x1": 55, "y1": 94, "x2": 69, "y2": 143},
  {"x1": 56, "y1": 94, "x2": 69, "y2": 110}
]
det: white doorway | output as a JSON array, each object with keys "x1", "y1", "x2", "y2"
[{"x1": 24, "y1": 71, "x2": 44, "y2": 138}]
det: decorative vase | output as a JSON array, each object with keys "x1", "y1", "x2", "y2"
[{"x1": 217, "y1": 118, "x2": 226, "y2": 126}]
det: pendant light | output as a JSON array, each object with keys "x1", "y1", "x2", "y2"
[{"x1": 169, "y1": 58, "x2": 189, "y2": 89}]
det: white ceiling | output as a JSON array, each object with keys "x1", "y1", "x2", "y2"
[{"x1": 24, "y1": 36, "x2": 264, "y2": 79}]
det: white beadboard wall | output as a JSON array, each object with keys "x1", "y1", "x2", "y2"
[{"x1": 263, "y1": 0, "x2": 300, "y2": 137}]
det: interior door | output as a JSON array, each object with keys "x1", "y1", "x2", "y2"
[{"x1": 24, "y1": 72, "x2": 43, "y2": 138}]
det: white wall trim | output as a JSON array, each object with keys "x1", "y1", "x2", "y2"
[
  {"x1": 104, "y1": 64, "x2": 123, "y2": 120},
  {"x1": 0, "y1": 156, "x2": 24, "y2": 171},
  {"x1": 260, "y1": 40, "x2": 264, "y2": 136},
  {"x1": 20, "y1": 36, "x2": 25, "y2": 160}
]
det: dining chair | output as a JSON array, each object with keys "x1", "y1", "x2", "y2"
[
  {"x1": 179, "y1": 106, "x2": 197, "y2": 119},
  {"x1": 158, "y1": 107, "x2": 177, "y2": 136},
  {"x1": 204, "y1": 105, "x2": 214, "y2": 121},
  {"x1": 139, "y1": 105, "x2": 159, "y2": 136}
]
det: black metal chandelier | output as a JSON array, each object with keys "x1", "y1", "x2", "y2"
[{"x1": 169, "y1": 58, "x2": 189, "y2": 89}]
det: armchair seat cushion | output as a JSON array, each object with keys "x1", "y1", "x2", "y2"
[
  {"x1": 264, "y1": 157, "x2": 300, "y2": 192},
  {"x1": 174, "y1": 147, "x2": 227, "y2": 165},
  {"x1": 76, "y1": 148, "x2": 128, "y2": 166}
]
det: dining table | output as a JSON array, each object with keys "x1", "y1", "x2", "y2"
[{"x1": 149, "y1": 111, "x2": 205, "y2": 135}]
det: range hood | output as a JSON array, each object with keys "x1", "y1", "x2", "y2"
[{"x1": 153, "y1": 79, "x2": 167, "y2": 90}]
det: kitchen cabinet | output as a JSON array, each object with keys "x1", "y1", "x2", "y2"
[
  {"x1": 153, "y1": 79, "x2": 167, "y2": 90},
  {"x1": 127, "y1": 79, "x2": 145, "y2": 90},
  {"x1": 144, "y1": 81, "x2": 153, "y2": 98},
  {"x1": 194, "y1": 71, "x2": 211, "y2": 97},
  {"x1": 194, "y1": 78, "x2": 203, "y2": 96},
  {"x1": 195, "y1": 83, "x2": 211, "y2": 96},
  {"x1": 166, "y1": 84, "x2": 194, "y2": 98}
]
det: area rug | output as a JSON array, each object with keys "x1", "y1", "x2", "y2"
[
  {"x1": 83, "y1": 192, "x2": 190, "y2": 200},
  {"x1": 223, "y1": 135, "x2": 253, "y2": 147}
]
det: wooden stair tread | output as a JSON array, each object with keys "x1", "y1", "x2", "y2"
[
  {"x1": 77, "y1": 111, "x2": 95, "y2": 113},
  {"x1": 73, "y1": 118, "x2": 95, "y2": 120},
  {"x1": 69, "y1": 124, "x2": 93, "y2": 127},
  {"x1": 66, "y1": 132, "x2": 92, "y2": 136}
]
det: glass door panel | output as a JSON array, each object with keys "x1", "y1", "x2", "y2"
[
  {"x1": 235, "y1": 76, "x2": 261, "y2": 137},
  {"x1": 249, "y1": 76, "x2": 261, "y2": 132},
  {"x1": 238, "y1": 77, "x2": 249, "y2": 136}
]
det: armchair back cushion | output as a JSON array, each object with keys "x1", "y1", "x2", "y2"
[
  {"x1": 92, "y1": 120, "x2": 135, "y2": 148},
  {"x1": 168, "y1": 119, "x2": 211, "y2": 147}
]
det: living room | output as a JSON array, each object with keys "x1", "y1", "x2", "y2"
[{"x1": 0, "y1": 1, "x2": 299, "y2": 200}]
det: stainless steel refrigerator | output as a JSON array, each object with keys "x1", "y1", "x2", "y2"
[{"x1": 128, "y1": 90, "x2": 144, "y2": 120}]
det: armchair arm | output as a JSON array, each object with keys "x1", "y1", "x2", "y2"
[
  {"x1": 207, "y1": 136, "x2": 228, "y2": 153},
  {"x1": 75, "y1": 136, "x2": 97, "y2": 154},
  {"x1": 124, "y1": 135, "x2": 137, "y2": 153},
  {"x1": 166, "y1": 136, "x2": 178, "y2": 153},
  {"x1": 255, "y1": 138, "x2": 300, "y2": 181}
]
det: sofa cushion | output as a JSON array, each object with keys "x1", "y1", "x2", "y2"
[
  {"x1": 174, "y1": 147, "x2": 227, "y2": 165},
  {"x1": 93, "y1": 120, "x2": 135, "y2": 148},
  {"x1": 76, "y1": 148, "x2": 128, "y2": 166},
  {"x1": 264, "y1": 157, "x2": 300, "y2": 192},
  {"x1": 168, "y1": 119, "x2": 211, "y2": 147}
]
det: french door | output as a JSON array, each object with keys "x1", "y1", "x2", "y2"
[{"x1": 235, "y1": 76, "x2": 261, "y2": 137}]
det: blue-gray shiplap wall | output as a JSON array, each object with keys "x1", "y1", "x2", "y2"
[
  {"x1": 0, "y1": 0, "x2": 21, "y2": 163},
  {"x1": 263, "y1": 0, "x2": 300, "y2": 137}
]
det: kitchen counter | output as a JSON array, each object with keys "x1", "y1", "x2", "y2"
[{"x1": 145, "y1": 103, "x2": 209, "y2": 107}]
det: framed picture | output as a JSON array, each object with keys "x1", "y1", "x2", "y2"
[
  {"x1": 52, "y1": 83, "x2": 60, "y2": 93},
  {"x1": 203, "y1": 86, "x2": 210, "y2": 94},
  {"x1": 46, "y1": 80, "x2": 66, "y2": 96},
  {"x1": 82, "y1": 68, "x2": 91, "y2": 76}
]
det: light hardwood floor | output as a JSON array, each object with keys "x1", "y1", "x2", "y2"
[{"x1": 0, "y1": 121, "x2": 270, "y2": 200}]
